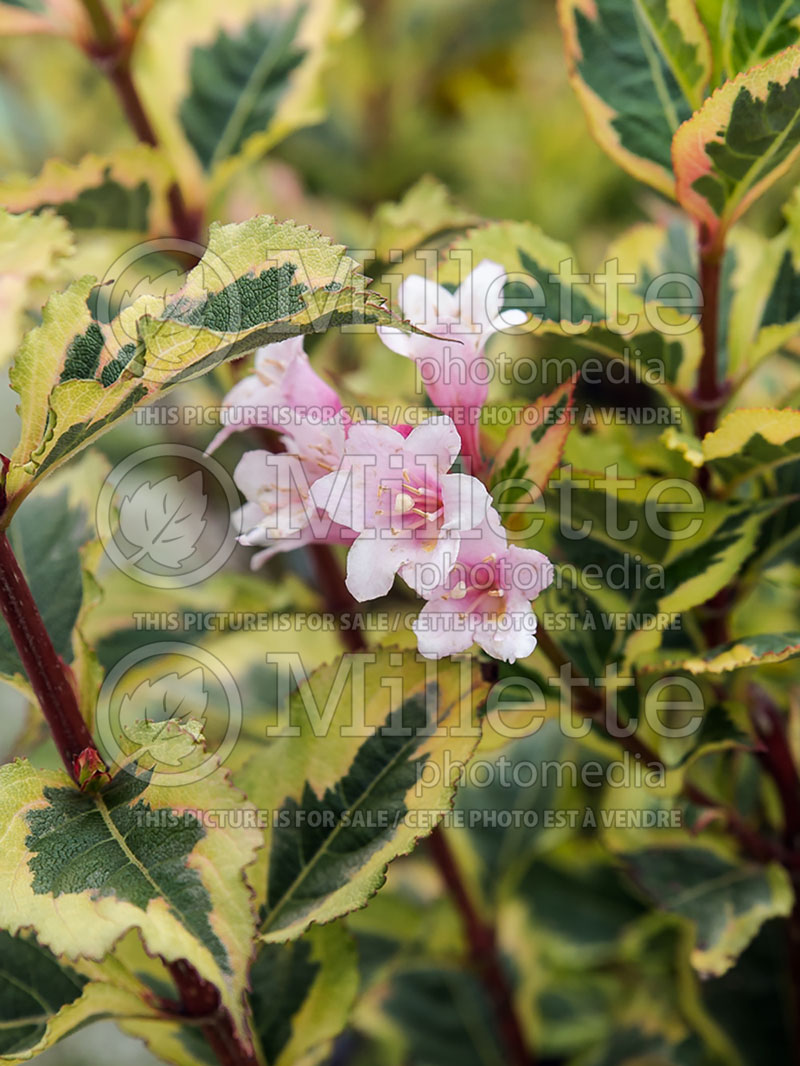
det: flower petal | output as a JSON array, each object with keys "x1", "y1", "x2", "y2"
[{"x1": 346, "y1": 532, "x2": 399, "y2": 601}]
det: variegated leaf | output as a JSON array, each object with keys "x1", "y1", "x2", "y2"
[
  {"x1": 490, "y1": 374, "x2": 579, "y2": 516},
  {"x1": 696, "y1": 0, "x2": 800, "y2": 81},
  {"x1": 559, "y1": 0, "x2": 711, "y2": 196},
  {"x1": 0, "y1": 148, "x2": 173, "y2": 235},
  {"x1": 3, "y1": 214, "x2": 399, "y2": 525},
  {"x1": 122, "y1": 924, "x2": 358, "y2": 1066},
  {"x1": 702, "y1": 407, "x2": 800, "y2": 487},
  {"x1": 239, "y1": 648, "x2": 489, "y2": 943},
  {"x1": 0, "y1": 929, "x2": 155, "y2": 1064},
  {"x1": 0, "y1": 755, "x2": 261, "y2": 1043},
  {"x1": 133, "y1": 0, "x2": 358, "y2": 204},
  {"x1": 623, "y1": 846, "x2": 793, "y2": 976},
  {"x1": 673, "y1": 45, "x2": 800, "y2": 251},
  {"x1": 643, "y1": 631, "x2": 800, "y2": 673}
]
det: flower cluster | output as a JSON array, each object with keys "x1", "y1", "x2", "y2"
[{"x1": 212, "y1": 260, "x2": 553, "y2": 662}]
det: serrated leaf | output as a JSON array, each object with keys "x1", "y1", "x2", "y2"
[
  {"x1": 0, "y1": 757, "x2": 261, "y2": 1042},
  {"x1": 118, "y1": 472, "x2": 207, "y2": 570},
  {"x1": 622, "y1": 846, "x2": 793, "y2": 976},
  {"x1": 3, "y1": 214, "x2": 400, "y2": 524},
  {"x1": 239, "y1": 648, "x2": 489, "y2": 942},
  {"x1": 702, "y1": 407, "x2": 800, "y2": 487},
  {"x1": 0, "y1": 206, "x2": 73, "y2": 366},
  {"x1": 133, "y1": 0, "x2": 358, "y2": 201},
  {"x1": 0, "y1": 928, "x2": 153, "y2": 1063},
  {"x1": 490, "y1": 374, "x2": 578, "y2": 511},
  {"x1": 0, "y1": 148, "x2": 172, "y2": 235},
  {"x1": 673, "y1": 45, "x2": 800, "y2": 251},
  {"x1": 559, "y1": 0, "x2": 711, "y2": 197},
  {"x1": 647, "y1": 632, "x2": 800, "y2": 673}
]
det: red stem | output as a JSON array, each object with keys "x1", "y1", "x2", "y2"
[
  {"x1": 428, "y1": 828, "x2": 535, "y2": 1066},
  {"x1": 0, "y1": 533, "x2": 97, "y2": 783},
  {"x1": 308, "y1": 544, "x2": 366, "y2": 655},
  {"x1": 167, "y1": 961, "x2": 259, "y2": 1066},
  {"x1": 749, "y1": 687, "x2": 800, "y2": 1064},
  {"x1": 695, "y1": 251, "x2": 723, "y2": 442},
  {"x1": 80, "y1": 0, "x2": 202, "y2": 247},
  {"x1": 693, "y1": 241, "x2": 728, "y2": 498},
  {"x1": 0, "y1": 534, "x2": 256, "y2": 1060}
]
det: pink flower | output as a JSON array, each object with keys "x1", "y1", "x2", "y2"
[
  {"x1": 378, "y1": 260, "x2": 525, "y2": 470},
  {"x1": 206, "y1": 336, "x2": 341, "y2": 454},
  {"x1": 233, "y1": 412, "x2": 354, "y2": 567},
  {"x1": 413, "y1": 511, "x2": 553, "y2": 662},
  {"x1": 310, "y1": 416, "x2": 492, "y2": 601}
]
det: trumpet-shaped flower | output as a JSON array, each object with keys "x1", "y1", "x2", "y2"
[
  {"x1": 310, "y1": 416, "x2": 492, "y2": 601},
  {"x1": 378, "y1": 259, "x2": 525, "y2": 468},
  {"x1": 233, "y1": 412, "x2": 352, "y2": 567},
  {"x1": 413, "y1": 511, "x2": 553, "y2": 662},
  {"x1": 207, "y1": 336, "x2": 341, "y2": 454}
]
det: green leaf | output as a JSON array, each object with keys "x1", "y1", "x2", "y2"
[
  {"x1": 559, "y1": 0, "x2": 711, "y2": 196},
  {"x1": 239, "y1": 648, "x2": 489, "y2": 942},
  {"x1": 622, "y1": 846, "x2": 793, "y2": 976},
  {"x1": 0, "y1": 757, "x2": 261, "y2": 1042},
  {"x1": 0, "y1": 929, "x2": 153, "y2": 1063},
  {"x1": 625, "y1": 504, "x2": 769, "y2": 663},
  {"x1": 179, "y1": 8, "x2": 306, "y2": 172},
  {"x1": 250, "y1": 924, "x2": 358, "y2": 1066},
  {"x1": 646, "y1": 632, "x2": 800, "y2": 673},
  {"x1": 379, "y1": 966, "x2": 507, "y2": 1066},
  {"x1": 0, "y1": 454, "x2": 106, "y2": 706},
  {"x1": 133, "y1": 0, "x2": 358, "y2": 200},
  {"x1": 490, "y1": 374, "x2": 578, "y2": 519},
  {"x1": 369, "y1": 176, "x2": 479, "y2": 263},
  {"x1": 3, "y1": 214, "x2": 400, "y2": 524},
  {"x1": 0, "y1": 206, "x2": 73, "y2": 365},
  {"x1": 702, "y1": 407, "x2": 800, "y2": 488},
  {"x1": 673, "y1": 45, "x2": 800, "y2": 251},
  {"x1": 0, "y1": 929, "x2": 85, "y2": 1058},
  {"x1": 0, "y1": 491, "x2": 86, "y2": 682},
  {"x1": 442, "y1": 220, "x2": 702, "y2": 391},
  {"x1": 696, "y1": 0, "x2": 800, "y2": 82},
  {"x1": 441, "y1": 219, "x2": 604, "y2": 327},
  {"x1": 701, "y1": 921, "x2": 794, "y2": 1066},
  {"x1": 0, "y1": 148, "x2": 172, "y2": 234}
]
